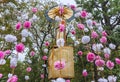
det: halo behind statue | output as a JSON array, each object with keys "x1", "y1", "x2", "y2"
[{"x1": 45, "y1": 5, "x2": 74, "y2": 22}]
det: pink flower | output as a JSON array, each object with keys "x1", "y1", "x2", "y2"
[
  {"x1": 95, "y1": 56, "x2": 101, "y2": 60},
  {"x1": 82, "y1": 69, "x2": 88, "y2": 77},
  {"x1": 32, "y1": 8, "x2": 38, "y2": 13},
  {"x1": 26, "y1": 67, "x2": 32, "y2": 72},
  {"x1": 44, "y1": 41, "x2": 50, "y2": 47},
  {"x1": 42, "y1": 55, "x2": 48, "y2": 61},
  {"x1": 106, "y1": 60, "x2": 114, "y2": 70},
  {"x1": 77, "y1": 23, "x2": 84, "y2": 30},
  {"x1": 100, "y1": 36, "x2": 107, "y2": 44},
  {"x1": 7, "y1": 75, "x2": 18, "y2": 82},
  {"x1": 95, "y1": 59, "x2": 105, "y2": 67},
  {"x1": 54, "y1": 60, "x2": 66, "y2": 70},
  {"x1": 4, "y1": 50, "x2": 11, "y2": 55},
  {"x1": 115, "y1": 58, "x2": 120, "y2": 65},
  {"x1": 40, "y1": 74, "x2": 44, "y2": 79},
  {"x1": 70, "y1": 5, "x2": 76, "y2": 10},
  {"x1": 66, "y1": 79, "x2": 70, "y2": 82},
  {"x1": 23, "y1": 21, "x2": 31, "y2": 29},
  {"x1": 92, "y1": 21, "x2": 97, "y2": 26},
  {"x1": 78, "y1": 51, "x2": 83, "y2": 56},
  {"x1": 15, "y1": 43, "x2": 25, "y2": 53},
  {"x1": 59, "y1": 6, "x2": 64, "y2": 15},
  {"x1": 91, "y1": 31, "x2": 99, "y2": 38},
  {"x1": 87, "y1": 52, "x2": 95, "y2": 62},
  {"x1": 80, "y1": 10, "x2": 88, "y2": 18},
  {"x1": 0, "y1": 51, "x2": 4, "y2": 59},
  {"x1": 30, "y1": 51, "x2": 35, "y2": 56},
  {"x1": 71, "y1": 30, "x2": 76, "y2": 35},
  {"x1": 0, "y1": 73, "x2": 3, "y2": 79},
  {"x1": 104, "y1": 54, "x2": 110, "y2": 59},
  {"x1": 102, "y1": 31, "x2": 107, "y2": 36},
  {"x1": 59, "y1": 24, "x2": 65, "y2": 32},
  {"x1": 15, "y1": 22, "x2": 21, "y2": 30}
]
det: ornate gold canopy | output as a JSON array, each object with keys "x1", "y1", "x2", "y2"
[{"x1": 45, "y1": 5, "x2": 74, "y2": 22}]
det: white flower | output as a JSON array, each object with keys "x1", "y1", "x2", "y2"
[
  {"x1": 21, "y1": 13, "x2": 28, "y2": 20},
  {"x1": 81, "y1": 36, "x2": 90, "y2": 44},
  {"x1": 74, "y1": 12, "x2": 80, "y2": 18},
  {"x1": 21, "y1": 37, "x2": 26, "y2": 42},
  {"x1": 84, "y1": 28, "x2": 89, "y2": 32},
  {"x1": 27, "y1": 59, "x2": 32, "y2": 64},
  {"x1": 108, "y1": 75, "x2": 117, "y2": 82},
  {"x1": 0, "y1": 59, "x2": 6, "y2": 65},
  {"x1": 103, "y1": 47, "x2": 111, "y2": 55},
  {"x1": 97, "y1": 26, "x2": 103, "y2": 33},
  {"x1": 5, "y1": 34, "x2": 17, "y2": 42},
  {"x1": 1, "y1": 26, "x2": 5, "y2": 31},
  {"x1": 55, "y1": 16, "x2": 62, "y2": 22},
  {"x1": 8, "y1": 73, "x2": 13, "y2": 78},
  {"x1": 109, "y1": 43, "x2": 116, "y2": 50},
  {"x1": 56, "y1": 38, "x2": 65, "y2": 47},
  {"x1": 86, "y1": 19, "x2": 93, "y2": 28},
  {"x1": 74, "y1": 40, "x2": 80, "y2": 46},
  {"x1": 97, "y1": 67, "x2": 104, "y2": 71},
  {"x1": 21, "y1": 29, "x2": 29, "y2": 37},
  {"x1": 56, "y1": 78, "x2": 65, "y2": 82},
  {"x1": 98, "y1": 78, "x2": 108, "y2": 82},
  {"x1": 71, "y1": 36, "x2": 76, "y2": 41},
  {"x1": 92, "y1": 43, "x2": 103, "y2": 52},
  {"x1": 10, "y1": 58, "x2": 18, "y2": 68},
  {"x1": 32, "y1": 14, "x2": 38, "y2": 21},
  {"x1": 87, "y1": 13, "x2": 92, "y2": 18},
  {"x1": 75, "y1": 7, "x2": 82, "y2": 12},
  {"x1": 43, "y1": 48, "x2": 48, "y2": 53},
  {"x1": 42, "y1": 64, "x2": 46, "y2": 68},
  {"x1": 25, "y1": 75, "x2": 29, "y2": 80}
]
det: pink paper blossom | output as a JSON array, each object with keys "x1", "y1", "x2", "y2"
[
  {"x1": 23, "y1": 21, "x2": 31, "y2": 29},
  {"x1": 44, "y1": 41, "x2": 50, "y2": 47},
  {"x1": 54, "y1": 60, "x2": 65, "y2": 70},
  {"x1": 71, "y1": 30, "x2": 76, "y2": 35},
  {"x1": 70, "y1": 5, "x2": 76, "y2": 10},
  {"x1": 106, "y1": 60, "x2": 114, "y2": 70},
  {"x1": 66, "y1": 79, "x2": 70, "y2": 82},
  {"x1": 80, "y1": 10, "x2": 88, "y2": 18},
  {"x1": 104, "y1": 54, "x2": 110, "y2": 59},
  {"x1": 91, "y1": 31, "x2": 99, "y2": 38},
  {"x1": 102, "y1": 31, "x2": 107, "y2": 36},
  {"x1": 77, "y1": 23, "x2": 84, "y2": 30},
  {"x1": 87, "y1": 52, "x2": 95, "y2": 62},
  {"x1": 100, "y1": 36, "x2": 107, "y2": 44},
  {"x1": 95, "y1": 59, "x2": 105, "y2": 67},
  {"x1": 42, "y1": 55, "x2": 48, "y2": 61},
  {"x1": 7, "y1": 75, "x2": 18, "y2": 82},
  {"x1": 26, "y1": 67, "x2": 32, "y2": 72},
  {"x1": 4, "y1": 50, "x2": 11, "y2": 55},
  {"x1": 95, "y1": 56, "x2": 101, "y2": 60},
  {"x1": 92, "y1": 21, "x2": 97, "y2": 26},
  {"x1": 40, "y1": 74, "x2": 44, "y2": 79},
  {"x1": 0, "y1": 73, "x2": 3, "y2": 79},
  {"x1": 30, "y1": 51, "x2": 35, "y2": 56},
  {"x1": 15, "y1": 22, "x2": 21, "y2": 30},
  {"x1": 78, "y1": 51, "x2": 83, "y2": 56},
  {"x1": 59, "y1": 6, "x2": 64, "y2": 15},
  {"x1": 15, "y1": 43, "x2": 25, "y2": 53},
  {"x1": 82, "y1": 69, "x2": 88, "y2": 77},
  {"x1": 0, "y1": 51, "x2": 4, "y2": 59},
  {"x1": 115, "y1": 58, "x2": 120, "y2": 65},
  {"x1": 59, "y1": 24, "x2": 65, "y2": 32},
  {"x1": 32, "y1": 8, "x2": 38, "y2": 13}
]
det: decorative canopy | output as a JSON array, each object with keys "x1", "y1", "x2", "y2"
[{"x1": 45, "y1": 5, "x2": 74, "y2": 22}]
